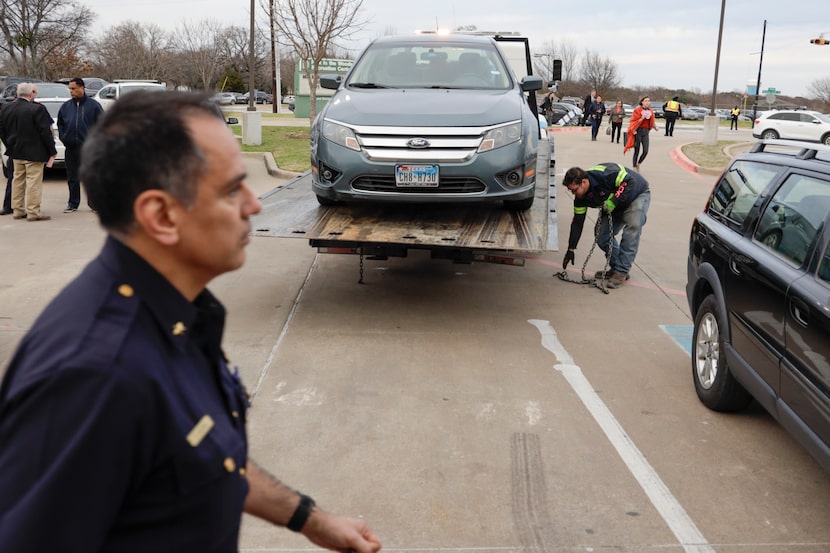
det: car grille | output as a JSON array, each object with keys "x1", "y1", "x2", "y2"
[{"x1": 352, "y1": 175, "x2": 486, "y2": 193}]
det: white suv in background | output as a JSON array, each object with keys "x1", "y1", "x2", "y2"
[
  {"x1": 753, "y1": 110, "x2": 830, "y2": 145},
  {"x1": 94, "y1": 80, "x2": 166, "y2": 110}
]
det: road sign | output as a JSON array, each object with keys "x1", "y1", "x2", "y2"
[{"x1": 762, "y1": 88, "x2": 781, "y2": 94}]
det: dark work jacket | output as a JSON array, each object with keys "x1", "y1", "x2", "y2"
[
  {"x1": 58, "y1": 94, "x2": 104, "y2": 147},
  {"x1": 0, "y1": 99, "x2": 18, "y2": 157},
  {"x1": 3, "y1": 98, "x2": 57, "y2": 162},
  {"x1": 567, "y1": 162, "x2": 650, "y2": 250}
]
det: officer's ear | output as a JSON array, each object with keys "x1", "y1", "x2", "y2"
[{"x1": 133, "y1": 189, "x2": 182, "y2": 246}]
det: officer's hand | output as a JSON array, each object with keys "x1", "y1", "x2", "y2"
[{"x1": 563, "y1": 250, "x2": 575, "y2": 269}]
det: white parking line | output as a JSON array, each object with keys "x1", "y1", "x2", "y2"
[{"x1": 528, "y1": 319, "x2": 715, "y2": 553}]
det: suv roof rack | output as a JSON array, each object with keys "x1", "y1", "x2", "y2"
[{"x1": 749, "y1": 139, "x2": 830, "y2": 160}]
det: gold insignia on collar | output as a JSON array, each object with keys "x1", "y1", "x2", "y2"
[
  {"x1": 172, "y1": 321, "x2": 187, "y2": 336},
  {"x1": 117, "y1": 284, "x2": 134, "y2": 298}
]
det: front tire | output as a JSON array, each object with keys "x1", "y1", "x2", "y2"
[
  {"x1": 761, "y1": 129, "x2": 779, "y2": 140},
  {"x1": 692, "y1": 295, "x2": 752, "y2": 412}
]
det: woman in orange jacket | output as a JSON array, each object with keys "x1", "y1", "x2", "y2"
[{"x1": 623, "y1": 96, "x2": 659, "y2": 170}]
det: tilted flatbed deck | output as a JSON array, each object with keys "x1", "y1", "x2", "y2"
[{"x1": 251, "y1": 141, "x2": 558, "y2": 265}]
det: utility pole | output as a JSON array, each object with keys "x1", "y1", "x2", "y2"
[{"x1": 751, "y1": 20, "x2": 767, "y2": 129}]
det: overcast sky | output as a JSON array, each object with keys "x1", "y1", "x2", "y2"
[{"x1": 83, "y1": 0, "x2": 828, "y2": 98}]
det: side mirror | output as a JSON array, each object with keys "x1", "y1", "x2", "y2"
[{"x1": 320, "y1": 75, "x2": 342, "y2": 90}]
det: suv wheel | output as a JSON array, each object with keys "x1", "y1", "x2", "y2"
[
  {"x1": 823, "y1": 134, "x2": 830, "y2": 146},
  {"x1": 692, "y1": 295, "x2": 752, "y2": 412},
  {"x1": 761, "y1": 129, "x2": 779, "y2": 140}
]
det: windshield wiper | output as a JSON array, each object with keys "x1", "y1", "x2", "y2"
[{"x1": 349, "y1": 82, "x2": 390, "y2": 89}]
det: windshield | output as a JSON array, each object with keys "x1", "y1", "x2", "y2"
[{"x1": 347, "y1": 41, "x2": 512, "y2": 90}]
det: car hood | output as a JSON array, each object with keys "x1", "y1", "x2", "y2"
[{"x1": 322, "y1": 88, "x2": 528, "y2": 127}]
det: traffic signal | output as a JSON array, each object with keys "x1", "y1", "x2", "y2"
[{"x1": 811, "y1": 38, "x2": 828, "y2": 45}]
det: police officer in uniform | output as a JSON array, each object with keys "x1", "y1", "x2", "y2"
[
  {"x1": 663, "y1": 96, "x2": 682, "y2": 136},
  {"x1": 0, "y1": 92, "x2": 382, "y2": 553}
]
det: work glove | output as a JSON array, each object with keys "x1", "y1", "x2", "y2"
[{"x1": 563, "y1": 250, "x2": 575, "y2": 269}]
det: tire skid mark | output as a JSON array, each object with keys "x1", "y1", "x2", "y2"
[{"x1": 511, "y1": 432, "x2": 557, "y2": 553}]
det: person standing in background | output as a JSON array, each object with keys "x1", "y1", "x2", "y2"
[
  {"x1": 4, "y1": 82, "x2": 56, "y2": 221},
  {"x1": 663, "y1": 96, "x2": 681, "y2": 137},
  {"x1": 608, "y1": 100, "x2": 625, "y2": 144},
  {"x1": 582, "y1": 89, "x2": 596, "y2": 126},
  {"x1": 58, "y1": 77, "x2": 104, "y2": 213},
  {"x1": 730, "y1": 105, "x2": 741, "y2": 130},
  {"x1": 589, "y1": 95, "x2": 606, "y2": 141}
]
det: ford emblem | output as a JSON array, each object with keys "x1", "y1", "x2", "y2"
[{"x1": 406, "y1": 138, "x2": 430, "y2": 149}]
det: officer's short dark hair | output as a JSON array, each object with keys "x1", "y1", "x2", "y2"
[
  {"x1": 562, "y1": 167, "x2": 587, "y2": 187},
  {"x1": 81, "y1": 91, "x2": 224, "y2": 234},
  {"x1": 69, "y1": 78, "x2": 85, "y2": 88}
]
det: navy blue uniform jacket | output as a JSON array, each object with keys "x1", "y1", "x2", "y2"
[{"x1": 0, "y1": 237, "x2": 250, "y2": 552}]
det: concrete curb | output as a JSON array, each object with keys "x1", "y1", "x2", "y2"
[
  {"x1": 240, "y1": 151, "x2": 302, "y2": 180},
  {"x1": 670, "y1": 141, "x2": 754, "y2": 177}
]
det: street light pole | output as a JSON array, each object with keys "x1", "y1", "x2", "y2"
[{"x1": 751, "y1": 20, "x2": 767, "y2": 128}]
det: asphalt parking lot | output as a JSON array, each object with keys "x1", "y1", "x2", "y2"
[{"x1": 2, "y1": 126, "x2": 829, "y2": 553}]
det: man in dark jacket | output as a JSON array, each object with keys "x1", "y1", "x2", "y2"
[
  {"x1": 5, "y1": 82, "x2": 57, "y2": 221},
  {"x1": 561, "y1": 163, "x2": 651, "y2": 288},
  {"x1": 57, "y1": 78, "x2": 103, "y2": 212},
  {"x1": 0, "y1": 93, "x2": 17, "y2": 215}
]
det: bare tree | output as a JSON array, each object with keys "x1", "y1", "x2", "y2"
[
  {"x1": 578, "y1": 50, "x2": 621, "y2": 98},
  {"x1": 90, "y1": 22, "x2": 173, "y2": 82},
  {"x1": 267, "y1": 0, "x2": 367, "y2": 122},
  {"x1": 0, "y1": 0, "x2": 94, "y2": 78},
  {"x1": 173, "y1": 19, "x2": 226, "y2": 90},
  {"x1": 808, "y1": 77, "x2": 830, "y2": 106}
]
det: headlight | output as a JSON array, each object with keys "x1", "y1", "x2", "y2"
[
  {"x1": 478, "y1": 122, "x2": 522, "y2": 153},
  {"x1": 322, "y1": 120, "x2": 360, "y2": 151}
]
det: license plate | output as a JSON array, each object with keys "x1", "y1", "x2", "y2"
[{"x1": 395, "y1": 164, "x2": 439, "y2": 187}]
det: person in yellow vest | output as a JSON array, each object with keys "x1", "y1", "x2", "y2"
[
  {"x1": 662, "y1": 96, "x2": 682, "y2": 136},
  {"x1": 730, "y1": 106, "x2": 741, "y2": 130}
]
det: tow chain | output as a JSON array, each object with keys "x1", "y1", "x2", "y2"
[{"x1": 554, "y1": 210, "x2": 616, "y2": 294}]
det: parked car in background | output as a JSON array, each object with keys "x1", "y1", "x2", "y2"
[
  {"x1": 241, "y1": 91, "x2": 271, "y2": 104},
  {"x1": 715, "y1": 108, "x2": 731, "y2": 120},
  {"x1": 0, "y1": 76, "x2": 43, "y2": 104},
  {"x1": 549, "y1": 102, "x2": 581, "y2": 126},
  {"x1": 681, "y1": 106, "x2": 704, "y2": 120},
  {"x1": 211, "y1": 92, "x2": 237, "y2": 105},
  {"x1": 651, "y1": 103, "x2": 664, "y2": 118},
  {"x1": 282, "y1": 95, "x2": 295, "y2": 104},
  {"x1": 752, "y1": 110, "x2": 830, "y2": 145},
  {"x1": 234, "y1": 92, "x2": 248, "y2": 104},
  {"x1": 94, "y1": 80, "x2": 165, "y2": 110},
  {"x1": 310, "y1": 33, "x2": 543, "y2": 210},
  {"x1": 686, "y1": 139, "x2": 830, "y2": 474}
]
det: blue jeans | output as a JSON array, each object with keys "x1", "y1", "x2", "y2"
[{"x1": 597, "y1": 190, "x2": 650, "y2": 275}]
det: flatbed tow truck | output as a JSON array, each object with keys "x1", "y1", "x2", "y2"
[{"x1": 251, "y1": 142, "x2": 557, "y2": 272}]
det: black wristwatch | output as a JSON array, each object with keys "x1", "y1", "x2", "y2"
[{"x1": 287, "y1": 494, "x2": 315, "y2": 532}]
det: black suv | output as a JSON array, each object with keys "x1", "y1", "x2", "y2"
[{"x1": 686, "y1": 139, "x2": 830, "y2": 473}]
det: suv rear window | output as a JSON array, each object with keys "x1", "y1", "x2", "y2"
[{"x1": 709, "y1": 160, "x2": 781, "y2": 225}]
